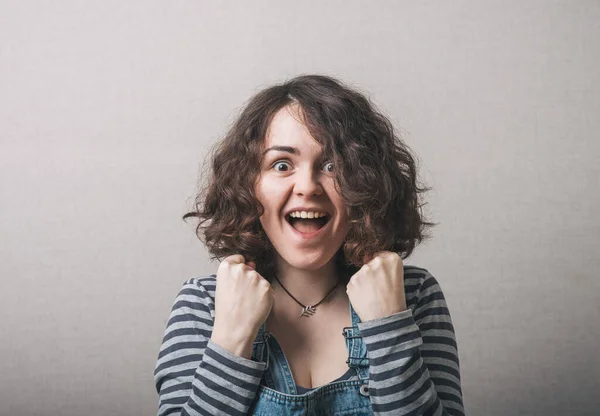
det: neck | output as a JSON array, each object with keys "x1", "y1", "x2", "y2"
[{"x1": 271, "y1": 259, "x2": 344, "y2": 308}]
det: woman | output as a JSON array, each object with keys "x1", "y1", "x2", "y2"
[{"x1": 154, "y1": 75, "x2": 465, "y2": 415}]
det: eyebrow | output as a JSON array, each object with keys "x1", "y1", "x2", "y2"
[
  {"x1": 261, "y1": 146, "x2": 328, "y2": 164},
  {"x1": 262, "y1": 146, "x2": 300, "y2": 156}
]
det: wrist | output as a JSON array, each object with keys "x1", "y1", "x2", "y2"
[
  {"x1": 210, "y1": 328, "x2": 256, "y2": 359},
  {"x1": 360, "y1": 304, "x2": 409, "y2": 322}
]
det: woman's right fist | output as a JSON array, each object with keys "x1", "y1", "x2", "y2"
[{"x1": 211, "y1": 255, "x2": 274, "y2": 357}]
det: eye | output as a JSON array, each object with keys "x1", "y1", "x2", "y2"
[
  {"x1": 323, "y1": 162, "x2": 334, "y2": 173},
  {"x1": 271, "y1": 160, "x2": 334, "y2": 173},
  {"x1": 272, "y1": 161, "x2": 291, "y2": 172}
]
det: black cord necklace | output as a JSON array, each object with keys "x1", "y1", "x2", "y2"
[{"x1": 272, "y1": 272, "x2": 342, "y2": 317}]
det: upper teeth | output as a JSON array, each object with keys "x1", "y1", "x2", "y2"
[{"x1": 288, "y1": 211, "x2": 328, "y2": 219}]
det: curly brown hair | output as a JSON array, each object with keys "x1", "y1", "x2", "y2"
[{"x1": 183, "y1": 74, "x2": 437, "y2": 282}]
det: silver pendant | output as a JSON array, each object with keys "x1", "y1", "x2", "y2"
[{"x1": 300, "y1": 305, "x2": 316, "y2": 317}]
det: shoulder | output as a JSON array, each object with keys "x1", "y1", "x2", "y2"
[
  {"x1": 403, "y1": 264, "x2": 437, "y2": 290},
  {"x1": 168, "y1": 274, "x2": 218, "y2": 316},
  {"x1": 402, "y1": 265, "x2": 447, "y2": 311},
  {"x1": 179, "y1": 274, "x2": 217, "y2": 297}
]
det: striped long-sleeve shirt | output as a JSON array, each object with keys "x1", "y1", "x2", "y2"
[{"x1": 154, "y1": 266, "x2": 465, "y2": 415}]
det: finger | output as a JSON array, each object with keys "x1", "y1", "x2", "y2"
[
  {"x1": 247, "y1": 261, "x2": 256, "y2": 269},
  {"x1": 226, "y1": 254, "x2": 246, "y2": 265},
  {"x1": 371, "y1": 251, "x2": 391, "y2": 262},
  {"x1": 362, "y1": 252, "x2": 380, "y2": 264}
]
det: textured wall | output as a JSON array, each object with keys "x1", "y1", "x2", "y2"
[{"x1": 1, "y1": 1, "x2": 598, "y2": 415}]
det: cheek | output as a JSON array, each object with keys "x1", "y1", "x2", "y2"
[
  {"x1": 336, "y1": 215, "x2": 350, "y2": 238},
  {"x1": 255, "y1": 181, "x2": 283, "y2": 218},
  {"x1": 261, "y1": 176, "x2": 289, "y2": 198},
  {"x1": 333, "y1": 200, "x2": 350, "y2": 234},
  {"x1": 255, "y1": 178, "x2": 271, "y2": 202}
]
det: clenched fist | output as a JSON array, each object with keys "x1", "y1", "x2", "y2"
[
  {"x1": 211, "y1": 255, "x2": 274, "y2": 359},
  {"x1": 346, "y1": 251, "x2": 407, "y2": 322}
]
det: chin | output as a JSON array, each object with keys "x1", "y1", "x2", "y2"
[{"x1": 277, "y1": 250, "x2": 336, "y2": 271}]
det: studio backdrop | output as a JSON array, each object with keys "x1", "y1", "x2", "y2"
[{"x1": 1, "y1": 1, "x2": 599, "y2": 415}]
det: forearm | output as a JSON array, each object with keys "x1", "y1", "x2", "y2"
[
  {"x1": 210, "y1": 328, "x2": 257, "y2": 360},
  {"x1": 157, "y1": 337, "x2": 266, "y2": 416},
  {"x1": 155, "y1": 278, "x2": 266, "y2": 416},
  {"x1": 358, "y1": 309, "x2": 464, "y2": 416}
]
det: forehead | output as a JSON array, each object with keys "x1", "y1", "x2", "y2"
[{"x1": 264, "y1": 105, "x2": 322, "y2": 153}]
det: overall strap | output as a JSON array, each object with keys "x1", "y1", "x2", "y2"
[
  {"x1": 342, "y1": 301, "x2": 370, "y2": 381},
  {"x1": 252, "y1": 321, "x2": 270, "y2": 369},
  {"x1": 253, "y1": 320, "x2": 294, "y2": 392}
]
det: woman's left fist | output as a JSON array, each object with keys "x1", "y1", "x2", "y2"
[{"x1": 346, "y1": 251, "x2": 407, "y2": 322}]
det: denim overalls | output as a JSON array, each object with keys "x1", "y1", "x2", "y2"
[{"x1": 249, "y1": 301, "x2": 373, "y2": 416}]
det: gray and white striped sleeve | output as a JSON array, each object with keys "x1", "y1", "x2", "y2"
[
  {"x1": 154, "y1": 277, "x2": 267, "y2": 416},
  {"x1": 356, "y1": 268, "x2": 465, "y2": 416}
]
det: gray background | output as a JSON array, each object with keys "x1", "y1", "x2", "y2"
[{"x1": 1, "y1": 1, "x2": 599, "y2": 415}]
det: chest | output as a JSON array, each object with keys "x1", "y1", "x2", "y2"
[{"x1": 265, "y1": 306, "x2": 352, "y2": 389}]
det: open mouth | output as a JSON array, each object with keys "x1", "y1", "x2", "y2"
[{"x1": 285, "y1": 214, "x2": 331, "y2": 234}]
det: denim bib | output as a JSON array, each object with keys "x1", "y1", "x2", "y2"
[{"x1": 249, "y1": 302, "x2": 373, "y2": 416}]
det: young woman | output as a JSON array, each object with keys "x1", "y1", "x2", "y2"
[{"x1": 154, "y1": 75, "x2": 465, "y2": 415}]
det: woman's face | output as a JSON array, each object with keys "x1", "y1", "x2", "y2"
[{"x1": 254, "y1": 104, "x2": 349, "y2": 272}]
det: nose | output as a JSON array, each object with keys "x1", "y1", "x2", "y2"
[{"x1": 293, "y1": 168, "x2": 324, "y2": 197}]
